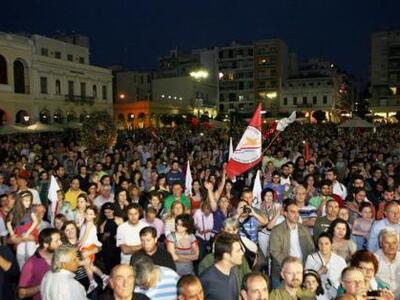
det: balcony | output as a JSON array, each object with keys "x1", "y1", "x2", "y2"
[{"x1": 65, "y1": 95, "x2": 95, "y2": 105}]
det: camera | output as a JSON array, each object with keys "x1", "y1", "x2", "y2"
[
  {"x1": 243, "y1": 206, "x2": 252, "y2": 214},
  {"x1": 366, "y1": 290, "x2": 382, "y2": 297}
]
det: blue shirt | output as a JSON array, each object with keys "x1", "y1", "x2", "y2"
[
  {"x1": 239, "y1": 216, "x2": 259, "y2": 243},
  {"x1": 135, "y1": 266, "x2": 179, "y2": 300},
  {"x1": 367, "y1": 218, "x2": 400, "y2": 252}
]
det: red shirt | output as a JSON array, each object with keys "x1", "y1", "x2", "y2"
[{"x1": 19, "y1": 250, "x2": 50, "y2": 300}]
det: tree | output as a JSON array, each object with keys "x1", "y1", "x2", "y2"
[
  {"x1": 313, "y1": 110, "x2": 326, "y2": 123},
  {"x1": 81, "y1": 111, "x2": 116, "y2": 153}
]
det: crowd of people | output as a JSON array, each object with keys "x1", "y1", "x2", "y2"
[{"x1": 0, "y1": 122, "x2": 400, "y2": 299}]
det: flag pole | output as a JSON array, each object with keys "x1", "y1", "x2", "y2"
[{"x1": 262, "y1": 131, "x2": 280, "y2": 155}]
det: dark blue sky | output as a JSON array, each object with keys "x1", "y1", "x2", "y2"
[{"x1": 2, "y1": 0, "x2": 400, "y2": 83}]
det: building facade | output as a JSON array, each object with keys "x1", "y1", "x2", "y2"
[
  {"x1": 369, "y1": 30, "x2": 400, "y2": 117},
  {"x1": 217, "y1": 39, "x2": 288, "y2": 116},
  {"x1": 280, "y1": 58, "x2": 355, "y2": 122},
  {"x1": 0, "y1": 32, "x2": 112, "y2": 125},
  {"x1": 114, "y1": 48, "x2": 218, "y2": 128}
]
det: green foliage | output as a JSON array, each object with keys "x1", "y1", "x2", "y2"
[{"x1": 81, "y1": 111, "x2": 116, "y2": 152}]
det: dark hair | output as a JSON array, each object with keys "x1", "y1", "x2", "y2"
[
  {"x1": 175, "y1": 213, "x2": 196, "y2": 234},
  {"x1": 139, "y1": 226, "x2": 157, "y2": 238},
  {"x1": 261, "y1": 188, "x2": 274, "y2": 201},
  {"x1": 241, "y1": 271, "x2": 270, "y2": 292},
  {"x1": 39, "y1": 228, "x2": 59, "y2": 248},
  {"x1": 317, "y1": 232, "x2": 333, "y2": 248},
  {"x1": 125, "y1": 203, "x2": 143, "y2": 216},
  {"x1": 145, "y1": 206, "x2": 157, "y2": 215},
  {"x1": 61, "y1": 221, "x2": 79, "y2": 243},
  {"x1": 320, "y1": 179, "x2": 332, "y2": 188},
  {"x1": 350, "y1": 250, "x2": 379, "y2": 274},
  {"x1": 359, "y1": 202, "x2": 373, "y2": 213},
  {"x1": 177, "y1": 275, "x2": 201, "y2": 296},
  {"x1": 271, "y1": 170, "x2": 280, "y2": 178},
  {"x1": 214, "y1": 233, "x2": 240, "y2": 262},
  {"x1": 327, "y1": 218, "x2": 351, "y2": 240},
  {"x1": 303, "y1": 269, "x2": 324, "y2": 296},
  {"x1": 326, "y1": 168, "x2": 337, "y2": 176},
  {"x1": 283, "y1": 198, "x2": 298, "y2": 212},
  {"x1": 54, "y1": 213, "x2": 67, "y2": 223}
]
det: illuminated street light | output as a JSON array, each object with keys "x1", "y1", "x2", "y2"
[
  {"x1": 266, "y1": 91, "x2": 277, "y2": 99},
  {"x1": 189, "y1": 70, "x2": 209, "y2": 80},
  {"x1": 119, "y1": 93, "x2": 126, "y2": 100}
]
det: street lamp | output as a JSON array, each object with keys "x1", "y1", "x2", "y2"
[{"x1": 189, "y1": 70, "x2": 209, "y2": 80}]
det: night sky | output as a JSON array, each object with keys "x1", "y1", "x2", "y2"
[{"x1": 2, "y1": 0, "x2": 400, "y2": 84}]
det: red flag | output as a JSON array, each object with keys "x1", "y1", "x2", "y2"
[
  {"x1": 226, "y1": 103, "x2": 262, "y2": 178},
  {"x1": 304, "y1": 141, "x2": 310, "y2": 161},
  {"x1": 263, "y1": 121, "x2": 277, "y2": 139}
]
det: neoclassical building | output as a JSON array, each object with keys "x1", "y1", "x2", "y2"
[{"x1": 0, "y1": 32, "x2": 112, "y2": 125}]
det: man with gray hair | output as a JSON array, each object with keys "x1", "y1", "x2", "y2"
[
  {"x1": 133, "y1": 255, "x2": 179, "y2": 300},
  {"x1": 375, "y1": 227, "x2": 400, "y2": 298},
  {"x1": 40, "y1": 246, "x2": 88, "y2": 300}
]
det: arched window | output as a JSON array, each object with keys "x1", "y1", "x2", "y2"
[
  {"x1": 55, "y1": 80, "x2": 61, "y2": 95},
  {"x1": 14, "y1": 60, "x2": 26, "y2": 93},
  {"x1": 16, "y1": 110, "x2": 30, "y2": 125},
  {"x1": 54, "y1": 110, "x2": 64, "y2": 124},
  {"x1": 39, "y1": 110, "x2": 50, "y2": 124},
  {"x1": 0, "y1": 55, "x2": 7, "y2": 84}
]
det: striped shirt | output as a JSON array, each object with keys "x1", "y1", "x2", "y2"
[{"x1": 135, "y1": 266, "x2": 179, "y2": 300}]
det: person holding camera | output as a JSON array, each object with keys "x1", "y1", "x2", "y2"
[{"x1": 236, "y1": 189, "x2": 268, "y2": 244}]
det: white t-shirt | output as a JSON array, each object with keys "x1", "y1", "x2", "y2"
[
  {"x1": 0, "y1": 217, "x2": 8, "y2": 237},
  {"x1": 116, "y1": 220, "x2": 146, "y2": 264}
]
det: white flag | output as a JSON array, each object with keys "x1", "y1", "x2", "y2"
[
  {"x1": 252, "y1": 170, "x2": 262, "y2": 209},
  {"x1": 277, "y1": 111, "x2": 296, "y2": 131},
  {"x1": 228, "y1": 137, "x2": 236, "y2": 182},
  {"x1": 184, "y1": 161, "x2": 193, "y2": 197},
  {"x1": 229, "y1": 137, "x2": 234, "y2": 160},
  {"x1": 48, "y1": 175, "x2": 60, "y2": 224}
]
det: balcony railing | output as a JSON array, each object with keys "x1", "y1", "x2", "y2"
[{"x1": 65, "y1": 95, "x2": 95, "y2": 105}]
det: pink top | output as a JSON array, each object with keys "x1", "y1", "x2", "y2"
[
  {"x1": 141, "y1": 217, "x2": 165, "y2": 238},
  {"x1": 19, "y1": 252, "x2": 50, "y2": 300}
]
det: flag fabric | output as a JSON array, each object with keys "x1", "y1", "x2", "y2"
[
  {"x1": 228, "y1": 137, "x2": 237, "y2": 182},
  {"x1": 226, "y1": 103, "x2": 262, "y2": 178},
  {"x1": 263, "y1": 121, "x2": 277, "y2": 140},
  {"x1": 229, "y1": 137, "x2": 234, "y2": 160},
  {"x1": 184, "y1": 161, "x2": 193, "y2": 197},
  {"x1": 304, "y1": 141, "x2": 310, "y2": 161},
  {"x1": 276, "y1": 111, "x2": 296, "y2": 131},
  {"x1": 252, "y1": 170, "x2": 262, "y2": 209},
  {"x1": 48, "y1": 175, "x2": 60, "y2": 225}
]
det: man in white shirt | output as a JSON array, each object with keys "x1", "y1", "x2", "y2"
[
  {"x1": 116, "y1": 203, "x2": 146, "y2": 264},
  {"x1": 325, "y1": 168, "x2": 347, "y2": 201},
  {"x1": 41, "y1": 246, "x2": 87, "y2": 300},
  {"x1": 93, "y1": 184, "x2": 114, "y2": 211},
  {"x1": 374, "y1": 227, "x2": 400, "y2": 298}
]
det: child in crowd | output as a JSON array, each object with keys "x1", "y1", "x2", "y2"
[
  {"x1": 79, "y1": 206, "x2": 109, "y2": 294},
  {"x1": 6, "y1": 190, "x2": 39, "y2": 269}
]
